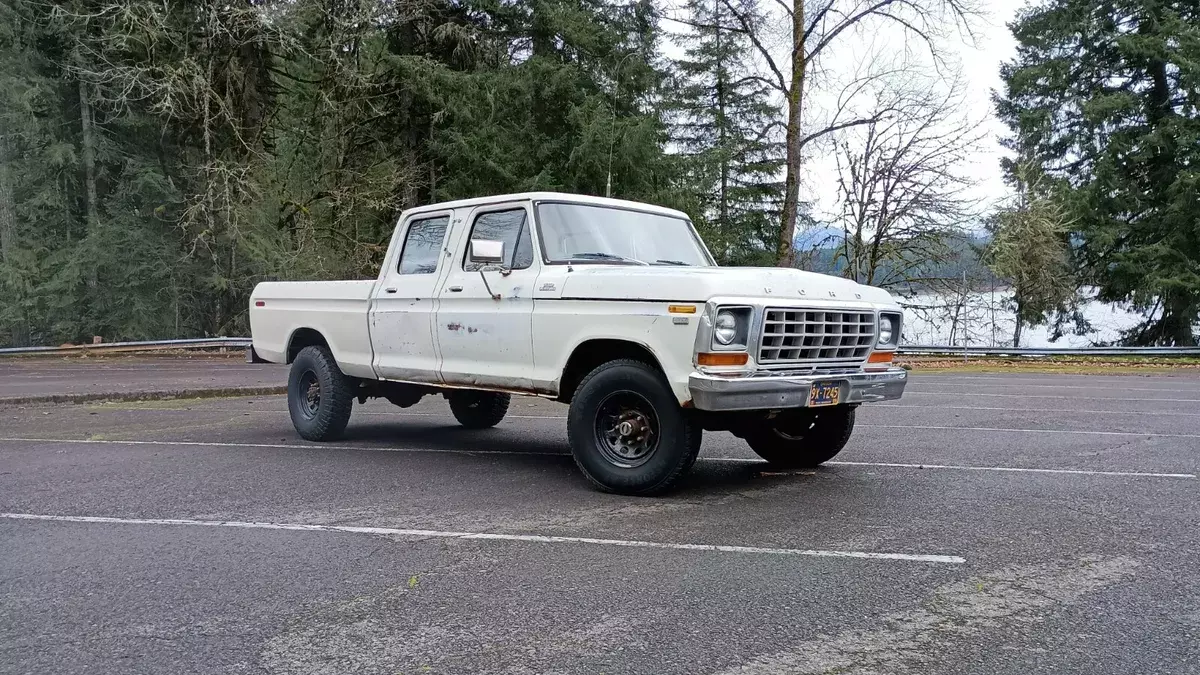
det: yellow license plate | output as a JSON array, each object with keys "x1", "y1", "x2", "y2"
[{"x1": 808, "y1": 382, "x2": 841, "y2": 407}]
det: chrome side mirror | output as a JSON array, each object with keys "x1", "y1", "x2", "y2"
[
  {"x1": 470, "y1": 239, "x2": 504, "y2": 264},
  {"x1": 470, "y1": 239, "x2": 506, "y2": 300}
]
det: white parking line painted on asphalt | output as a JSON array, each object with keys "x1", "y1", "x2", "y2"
[
  {"x1": 858, "y1": 424, "x2": 1200, "y2": 439},
  {"x1": 915, "y1": 374, "x2": 1200, "y2": 387},
  {"x1": 703, "y1": 457, "x2": 1196, "y2": 479},
  {"x1": 875, "y1": 403, "x2": 1200, "y2": 417},
  {"x1": 69, "y1": 406, "x2": 568, "y2": 420},
  {"x1": 905, "y1": 391, "x2": 1200, "y2": 403},
  {"x1": 2, "y1": 437, "x2": 1194, "y2": 479},
  {"x1": 351, "y1": 411, "x2": 1200, "y2": 438},
  {"x1": 908, "y1": 382, "x2": 1200, "y2": 394},
  {"x1": 61, "y1": 403, "x2": 1200, "y2": 422},
  {"x1": 377, "y1": 411, "x2": 563, "y2": 419},
  {"x1": 824, "y1": 460, "x2": 1196, "y2": 479},
  {"x1": 378, "y1": 408, "x2": 1200, "y2": 427},
  {"x1": 0, "y1": 512, "x2": 966, "y2": 564},
  {"x1": 0, "y1": 436, "x2": 552, "y2": 456}
]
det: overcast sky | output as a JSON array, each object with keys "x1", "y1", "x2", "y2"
[
  {"x1": 938, "y1": 0, "x2": 1023, "y2": 207},
  {"x1": 662, "y1": 0, "x2": 1024, "y2": 227}
]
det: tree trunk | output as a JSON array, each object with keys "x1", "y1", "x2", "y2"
[
  {"x1": 1139, "y1": 8, "x2": 1189, "y2": 345},
  {"x1": 78, "y1": 77, "x2": 100, "y2": 288},
  {"x1": 0, "y1": 135, "x2": 13, "y2": 266},
  {"x1": 1012, "y1": 317, "x2": 1022, "y2": 349},
  {"x1": 715, "y1": 0, "x2": 729, "y2": 239},
  {"x1": 1164, "y1": 293, "x2": 1197, "y2": 346},
  {"x1": 530, "y1": 0, "x2": 554, "y2": 58},
  {"x1": 0, "y1": 134, "x2": 30, "y2": 347},
  {"x1": 776, "y1": 1, "x2": 805, "y2": 267}
]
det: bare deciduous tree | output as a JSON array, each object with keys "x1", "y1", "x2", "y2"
[
  {"x1": 832, "y1": 76, "x2": 984, "y2": 289},
  {"x1": 698, "y1": 0, "x2": 979, "y2": 266}
]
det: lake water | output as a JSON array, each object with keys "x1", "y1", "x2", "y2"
[{"x1": 896, "y1": 288, "x2": 1148, "y2": 348}]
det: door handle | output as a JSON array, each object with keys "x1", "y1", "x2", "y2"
[
  {"x1": 385, "y1": 288, "x2": 397, "y2": 294},
  {"x1": 448, "y1": 286, "x2": 463, "y2": 292}
]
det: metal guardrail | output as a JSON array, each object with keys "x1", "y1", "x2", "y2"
[
  {"x1": 0, "y1": 337, "x2": 251, "y2": 355},
  {"x1": 2, "y1": 337, "x2": 1198, "y2": 357},
  {"x1": 897, "y1": 345, "x2": 1200, "y2": 357}
]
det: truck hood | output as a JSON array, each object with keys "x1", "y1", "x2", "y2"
[{"x1": 556, "y1": 266, "x2": 897, "y2": 307}]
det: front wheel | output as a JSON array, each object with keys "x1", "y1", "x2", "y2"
[
  {"x1": 744, "y1": 406, "x2": 856, "y2": 469},
  {"x1": 567, "y1": 360, "x2": 701, "y2": 496},
  {"x1": 288, "y1": 346, "x2": 355, "y2": 441}
]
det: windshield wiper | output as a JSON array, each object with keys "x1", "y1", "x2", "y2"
[
  {"x1": 570, "y1": 252, "x2": 649, "y2": 265},
  {"x1": 653, "y1": 259, "x2": 691, "y2": 266}
]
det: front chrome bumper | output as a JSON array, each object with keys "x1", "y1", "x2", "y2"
[{"x1": 688, "y1": 367, "x2": 908, "y2": 412}]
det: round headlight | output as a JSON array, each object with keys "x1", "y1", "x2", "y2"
[
  {"x1": 878, "y1": 316, "x2": 894, "y2": 345},
  {"x1": 714, "y1": 310, "x2": 739, "y2": 345}
]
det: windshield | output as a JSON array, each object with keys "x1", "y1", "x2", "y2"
[{"x1": 535, "y1": 202, "x2": 713, "y2": 266}]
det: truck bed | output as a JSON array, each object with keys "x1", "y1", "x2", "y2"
[{"x1": 249, "y1": 280, "x2": 378, "y2": 379}]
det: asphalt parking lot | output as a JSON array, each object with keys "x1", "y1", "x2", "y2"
[
  {"x1": 2, "y1": 362, "x2": 1199, "y2": 674},
  {"x1": 0, "y1": 357, "x2": 280, "y2": 402}
]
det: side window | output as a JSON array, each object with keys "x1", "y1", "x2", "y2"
[
  {"x1": 464, "y1": 209, "x2": 534, "y2": 272},
  {"x1": 397, "y1": 216, "x2": 449, "y2": 275}
]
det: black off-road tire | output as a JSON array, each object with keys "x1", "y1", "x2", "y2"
[
  {"x1": 288, "y1": 345, "x2": 355, "y2": 441},
  {"x1": 745, "y1": 405, "x2": 856, "y2": 469},
  {"x1": 447, "y1": 391, "x2": 511, "y2": 429},
  {"x1": 683, "y1": 418, "x2": 704, "y2": 472},
  {"x1": 567, "y1": 359, "x2": 701, "y2": 496}
]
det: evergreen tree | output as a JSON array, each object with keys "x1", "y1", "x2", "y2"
[
  {"x1": 997, "y1": 0, "x2": 1200, "y2": 345},
  {"x1": 0, "y1": 0, "x2": 58, "y2": 347},
  {"x1": 424, "y1": 0, "x2": 682, "y2": 204},
  {"x1": 671, "y1": 0, "x2": 783, "y2": 266},
  {"x1": 985, "y1": 164, "x2": 1077, "y2": 347},
  {"x1": 0, "y1": 0, "x2": 696, "y2": 346}
]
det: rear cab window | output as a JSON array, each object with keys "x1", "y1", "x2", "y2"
[{"x1": 397, "y1": 216, "x2": 450, "y2": 275}]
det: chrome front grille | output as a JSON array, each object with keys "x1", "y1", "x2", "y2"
[{"x1": 758, "y1": 309, "x2": 876, "y2": 364}]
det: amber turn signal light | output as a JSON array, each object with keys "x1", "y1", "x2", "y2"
[
  {"x1": 867, "y1": 350, "x2": 894, "y2": 364},
  {"x1": 697, "y1": 352, "x2": 749, "y2": 366},
  {"x1": 668, "y1": 305, "x2": 697, "y2": 314}
]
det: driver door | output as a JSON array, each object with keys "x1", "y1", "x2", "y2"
[{"x1": 435, "y1": 203, "x2": 538, "y2": 390}]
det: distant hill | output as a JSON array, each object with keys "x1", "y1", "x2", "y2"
[
  {"x1": 794, "y1": 229, "x2": 996, "y2": 291},
  {"x1": 793, "y1": 225, "x2": 844, "y2": 250}
]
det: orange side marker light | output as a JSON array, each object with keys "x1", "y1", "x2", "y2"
[{"x1": 697, "y1": 352, "x2": 749, "y2": 367}]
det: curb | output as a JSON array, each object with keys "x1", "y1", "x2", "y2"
[{"x1": 0, "y1": 386, "x2": 288, "y2": 407}]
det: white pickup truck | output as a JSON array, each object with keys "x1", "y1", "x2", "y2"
[{"x1": 249, "y1": 192, "x2": 907, "y2": 495}]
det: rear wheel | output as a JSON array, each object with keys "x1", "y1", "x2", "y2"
[
  {"x1": 567, "y1": 359, "x2": 700, "y2": 496},
  {"x1": 744, "y1": 406, "x2": 856, "y2": 469},
  {"x1": 287, "y1": 346, "x2": 354, "y2": 441},
  {"x1": 447, "y1": 390, "x2": 511, "y2": 429}
]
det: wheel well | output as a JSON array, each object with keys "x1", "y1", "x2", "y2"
[
  {"x1": 287, "y1": 328, "x2": 330, "y2": 364},
  {"x1": 557, "y1": 339, "x2": 664, "y2": 403}
]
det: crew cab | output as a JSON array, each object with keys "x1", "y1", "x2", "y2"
[{"x1": 248, "y1": 192, "x2": 907, "y2": 495}]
